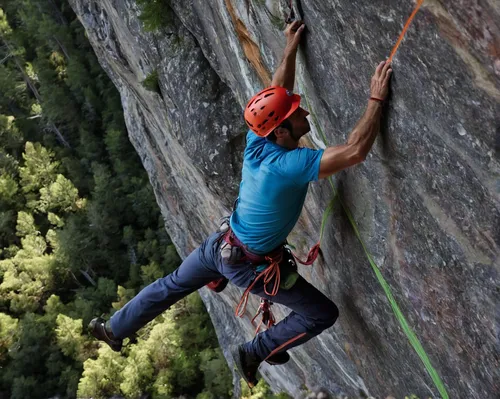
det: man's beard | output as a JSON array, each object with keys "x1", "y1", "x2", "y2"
[
  {"x1": 290, "y1": 129, "x2": 302, "y2": 142},
  {"x1": 291, "y1": 120, "x2": 310, "y2": 142}
]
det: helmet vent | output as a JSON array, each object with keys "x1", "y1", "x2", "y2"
[
  {"x1": 260, "y1": 106, "x2": 265, "y2": 110},
  {"x1": 274, "y1": 116, "x2": 279, "y2": 121},
  {"x1": 245, "y1": 119, "x2": 253, "y2": 127},
  {"x1": 254, "y1": 99, "x2": 261, "y2": 104},
  {"x1": 264, "y1": 93, "x2": 275, "y2": 98},
  {"x1": 268, "y1": 111, "x2": 275, "y2": 117}
]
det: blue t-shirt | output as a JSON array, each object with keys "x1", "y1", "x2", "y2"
[{"x1": 230, "y1": 131, "x2": 324, "y2": 255}]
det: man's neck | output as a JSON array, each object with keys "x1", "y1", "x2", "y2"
[{"x1": 275, "y1": 138, "x2": 299, "y2": 150}]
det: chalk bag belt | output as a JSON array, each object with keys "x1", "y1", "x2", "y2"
[{"x1": 223, "y1": 229, "x2": 283, "y2": 318}]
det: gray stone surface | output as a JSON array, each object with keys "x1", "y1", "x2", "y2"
[{"x1": 69, "y1": 0, "x2": 499, "y2": 398}]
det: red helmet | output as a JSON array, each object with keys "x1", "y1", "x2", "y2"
[{"x1": 244, "y1": 86, "x2": 301, "y2": 137}]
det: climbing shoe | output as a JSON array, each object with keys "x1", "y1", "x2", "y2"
[
  {"x1": 266, "y1": 351, "x2": 290, "y2": 365},
  {"x1": 231, "y1": 344, "x2": 261, "y2": 388},
  {"x1": 88, "y1": 317, "x2": 122, "y2": 352}
]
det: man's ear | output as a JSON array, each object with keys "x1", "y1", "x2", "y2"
[{"x1": 274, "y1": 127, "x2": 289, "y2": 139}]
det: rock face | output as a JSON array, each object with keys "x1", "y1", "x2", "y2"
[{"x1": 69, "y1": 0, "x2": 499, "y2": 398}]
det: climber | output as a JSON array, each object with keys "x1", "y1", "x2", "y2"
[{"x1": 88, "y1": 20, "x2": 392, "y2": 388}]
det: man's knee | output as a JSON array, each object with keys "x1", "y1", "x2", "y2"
[{"x1": 315, "y1": 301, "x2": 339, "y2": 331}]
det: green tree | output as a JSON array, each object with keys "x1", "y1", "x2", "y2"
[
  {"x1": 19, "y1": 141, "x2": 59, "y2": 194},
  {"x1": 55, "y1": 314, "x2": 90, "y2": 362},
  {"x1": 0, "y1": 312, "x2": 18, "y2": 362},
  {"x1": 0, "y1": 2, "x2": 228, "y2": 398},
  {"x1": 0, "y1": 115, "x2": 23, "y2": 152},
  {"x1": 15, "y1": 210, "x2": 36, "y2": 237},
  {"x1": 0, "y1": 251, "x2": 54, "y2": 313},
  {"x1": 135, "y1": 0, "x2": 173, "y2": 32},
  {"x1": 198, "y1": 348, "x2": 234, "y2": 398},
  {"x1": 38, "y1": 173, "x2": 82, "y2": 213},
  {"x1": 120, "y1": 344, "x2": 155, "y2": 398},
  {"x1": 77, "y1": 346, "x2": 125, "y2": 399}
]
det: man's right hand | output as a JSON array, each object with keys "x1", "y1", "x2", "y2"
[
  {"x1": 370, "y1": 61, "x2": 393, "y2": 100},
  {"x1": 318, "y1": 61, "x2": 392, "y2": 179}
]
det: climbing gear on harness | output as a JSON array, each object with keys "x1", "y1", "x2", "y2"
[
  {"x1": 227, "y1": 233, "x2": 283, "y2": 317},
  {"x1": 221, "y1": 227, "x2": 299, "y2": 321},
  {"x1": 251, "y1": 298, "x2": 275, "y2": 335},
  {"x1": 244, "y1": 86, "x2": 301, "y2": 137},
  {"x1": 290, "y1": 196, "x2": 337, "y2": 266}
]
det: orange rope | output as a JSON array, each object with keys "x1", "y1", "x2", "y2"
[
  {"x1": 388, "y1": 0, "x2": 425, "y2": 62},
  {"x1": 235, "y1": 253, "x2": 282, "y2": 318}
]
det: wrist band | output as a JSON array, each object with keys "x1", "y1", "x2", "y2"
[{"x1": 369, "y1": 97, "x2": 384, "y2": 102}]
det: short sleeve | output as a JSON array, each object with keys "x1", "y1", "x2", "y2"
[
  {"x1": 245, "y1": 130, "x2": 264, "y2": 147},
  {"x1": 277, "y1": 147, "x2": 324, "y2": 185}
]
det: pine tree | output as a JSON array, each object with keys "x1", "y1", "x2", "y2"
[
  {"x1": 19, "y1": 142, "x2": 59, "y2": 194},
  {"x1": 0, "y1": 2, "x2": 232, "y2": 398}
]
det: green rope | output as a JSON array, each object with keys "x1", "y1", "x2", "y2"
[
  {"x1": 319, "y1": 196, "x2": 338, "y2": 241},
  {"x1": 303, "y1": 94, "x2": 449, "y2": 398}
]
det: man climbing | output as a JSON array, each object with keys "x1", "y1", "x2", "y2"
[{"x1": 89, "y1": 20, "x2": 392, "y2": 388}]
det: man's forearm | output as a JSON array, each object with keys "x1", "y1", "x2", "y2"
[
  {"x1": 271, "y1": 22, "x2": 304, "y2": 90},
  {"x1": 347, "y1": 100, "x2": 383, "y2": 159},
  {"x1": 271, "y1": 46, "x2": 298, "y2": 91}
]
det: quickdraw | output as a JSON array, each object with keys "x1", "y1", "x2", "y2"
[{"x1": 251, "y1": 298, "x2": 275, "y2": 335}]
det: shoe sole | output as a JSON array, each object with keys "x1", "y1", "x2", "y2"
[{"x1": 231, "y1": 345, "x2": 258, "y2": 388}]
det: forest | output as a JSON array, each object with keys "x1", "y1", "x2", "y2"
[{"x1": 0, "y1": 0, "x2": 262, "y2": 397}]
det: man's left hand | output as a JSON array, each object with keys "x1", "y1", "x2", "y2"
[{"x1": 285, "y1": 20, "x2": 305, "y2": 52}]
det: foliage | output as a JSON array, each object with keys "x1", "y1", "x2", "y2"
[
  {"x1": 0, "y1": 1, "x2": 231, "y2": 398},
  {"x1": 76, "y1": 296, "x2": 233, "y2": 399},
  {"x1": 240, "y1": 379, "x2": 292, "y2": 399},
  {"x1": 135, "y1": 0, "x2": 173, "y2": 32},
  {"x1": 142, "y1": 69, "x2": 160, "y2": 93}
]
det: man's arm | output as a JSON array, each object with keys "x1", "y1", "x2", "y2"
[
  {"x1": 271, "y1": 21, "x2": 305, "y2": 91},
  {"x1": 319, "y1": 61, "x2": 392, "y2": 179}
]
